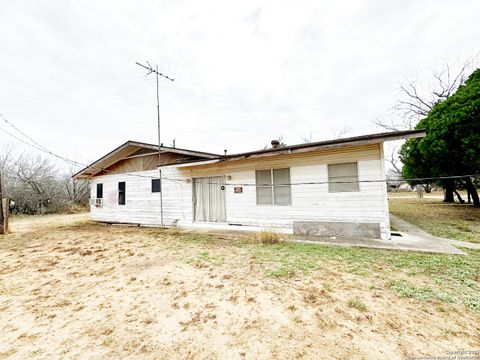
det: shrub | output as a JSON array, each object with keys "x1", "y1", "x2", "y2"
[
  {"x1": 256, "y1": 231, "x2": 283, "y2": 244},
  {"x1": 347, "y1": 297, "x2": 368, "y2": 311}
]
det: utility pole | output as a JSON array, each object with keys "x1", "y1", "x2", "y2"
[
  {"x1": 4, "y1": 193, "x2": 8, "y2": 234},
  {"x1": 136, "y1": 61, "x2": 174, "y2": 228},
  {"x1": 0, "y1": 170, "x2": 4, "y2": 235}
]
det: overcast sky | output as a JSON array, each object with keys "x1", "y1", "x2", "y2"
[{"x1": 1, "y1": 0, "x2": 479, "y2": 168}]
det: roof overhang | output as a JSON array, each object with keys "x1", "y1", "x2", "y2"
[
  {"x1": 217, "y1": 129, "x2": 427, "y2": 162},
  {"x1": 72, "y1": 141, "x2": 220, "y2": 179},
  {"x1": 166, "y1": 129, "x2": 426, "y2": 169},
  {"x1": 73, "y1": 130, "x2": 426, "y2": 177},
  {"x1": 169, "y1": 159, "x2": 221, "y2": 168}
]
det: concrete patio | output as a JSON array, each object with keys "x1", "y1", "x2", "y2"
[{"x1": 177, "y1": 215, "x2": 476, "y2": 255}]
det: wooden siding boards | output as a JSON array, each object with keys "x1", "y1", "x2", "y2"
[
  {"x1": 96, "y1": 153, "x2": 197, "y2": 176},
  {"x1": 73, "y1": 141, "x2": 220, "y2": 179},
  {"x1": 89, "y1": 143, "x2": 391, "y2": 239}
]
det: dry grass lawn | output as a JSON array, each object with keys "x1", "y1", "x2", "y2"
[
  {"x1": 0, "y1": 214, "x2": 479, "y2": 359},
  {"x1": 389, "y1": 197, "x2": 480, "y2": 243}
]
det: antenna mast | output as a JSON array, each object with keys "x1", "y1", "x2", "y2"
[{"x1": 136, "y1": 61, "x2": 174, "y2": 228}]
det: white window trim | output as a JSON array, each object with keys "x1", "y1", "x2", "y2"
[
  {"x1": 327, "y1": 161, "x2": 360, "y2": 193},
  {"x1": 255, "y1": 168, "x2": 292, "y2": 206}
]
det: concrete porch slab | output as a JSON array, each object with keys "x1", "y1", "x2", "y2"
[
  {"x1": 177, "y1": 218, "x2": 466, "y2": 255},
  {"x1": 292, "y1": 233, "x2": 466, "y2": 255},
  {"x1": 177, "y1": 222, "x2": 293, "y2": 234}
]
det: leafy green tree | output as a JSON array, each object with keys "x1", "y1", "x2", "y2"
[{"x1": 400, "y1": 68, "x2": 480, "y2": 207}]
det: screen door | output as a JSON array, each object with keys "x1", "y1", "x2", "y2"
[{"x1": 193, "y1": 176, "x2": 226, "y2": 222}]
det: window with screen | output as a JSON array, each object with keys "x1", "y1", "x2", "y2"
[
  {"x1": 118, "y1": 182, "x2": 126, "y2": 205},
  {"x1": 255, "y1": 168, "x2": 291, "y2": 205},
  {"x1": 151, "y1": 179, "x2": 161, "y2": 193},
  {"x1": 273, "y1": 168, "x2": 291, "y2": 205},
  {"x1": 96, "y1": 183, "x2": 103, "y2": 199},
  {"x1": 328, "y1": 162, "x2": 359, "y2": 192}
]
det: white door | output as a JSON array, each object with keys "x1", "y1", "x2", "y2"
[{"x1": 193, "y1": 176, "x2": 226, "y2": 222}]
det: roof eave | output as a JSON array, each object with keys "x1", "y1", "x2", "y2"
[
  {"x1": 222, "y1": 129, "x2": 426, "y2": 161},
  {"x1": 72, "y1": 140, "x2": 221, "y2": 179}
]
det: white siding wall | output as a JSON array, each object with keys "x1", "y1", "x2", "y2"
[
  {"x1": 89, "y1": 170, "x2": 191, "y2": 226},
  {"x1": 89, "y1": 144, "x2": 391, "y2": 239}
]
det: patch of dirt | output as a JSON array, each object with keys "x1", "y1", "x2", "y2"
[{"x1": 0, "y1": 214, "x2": 478, "y2": 359}]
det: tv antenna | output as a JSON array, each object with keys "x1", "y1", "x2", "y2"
[{"x1": 136, "y1": 61, "x2": 175, "y2": 228}]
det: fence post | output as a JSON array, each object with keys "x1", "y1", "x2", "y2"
[
  {"x1": 0, "y1": 170, "x2": 4, "y2": 235},
  {"x1": 4, "y1": 194, "x2": 9, "y2": 234}
]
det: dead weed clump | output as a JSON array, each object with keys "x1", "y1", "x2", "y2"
[
  {"x1": 347, "y1": 297, "x2": 368, "y2": 312},
  {"x1": 302, "y1": 286, "x2": 331, "y2": 305},
  {"x1": 254, "y1": 231, "x2": 283, "y2": 245},
  {"x1": 315, "y1": 312, "x2": 338, "y2": 329}
]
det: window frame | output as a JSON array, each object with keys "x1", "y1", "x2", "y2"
[
  {"x1": 151, "y1": 179, "x2": 161, "y2": 193},
  {"x1": 118, "y1": 181, "x2": 126, "y2": 205},
  {"x1": 255, "y1": 169, "x2": 273, "y2": 205},
  {"x1": 255, "y1": 168, "x2": 292, "y2": 206},
  {"x1": 327, "y1": 162, "x2": 359, "y2": 193},
  {"x1": 96, "y1": 183, "x2": 103, "y2": 199}
]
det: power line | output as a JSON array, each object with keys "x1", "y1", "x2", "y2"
[
  {"x1": 0, "y1": 115, "x2": 159, "y2": 180},
  {"x1": 1, "y1": 114, "x2": 479, "y2": 187},
  {"x1": 0, "y1": 114, "x2": 86, "y2": 168},
  {"x1": 1, "y1": 113, "x2": 52, "y2": 154},
  {"x1": 160, "y1": 173, "x2": 480, "y2": 187}
]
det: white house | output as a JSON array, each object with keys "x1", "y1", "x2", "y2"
[{"x1": 73, "y1": 130, "x2": 425, "y2": 240}]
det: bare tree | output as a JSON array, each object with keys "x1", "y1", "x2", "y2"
[
  {"x1": 334, "y1": 126, "x2": 351, "y2": 139},
  {"x1": 301, "y1": 126, "x2": 351, "y2": 144},
  {"x1": 395, "y1": 62, "x2": 471, "y2": 121},
  {"x1": 374, "y1": 59, "x2": 477, "y2": 131},
  {"x1": 63, "y1": 165, "x2": 90, "y2": 204},
  {"x1": 374, "y1": 58, "x2": 478, "y2": 199},
  {"x1": 386, "y1": 146, "x2": 402, "y2": 175},
  {"x1": 0, "y1": 146, "x2": 90, "y2": 214},
  {"x1": 384, "y1": 145, "x2": 407, "y2": 191},
  {"x1": 12, "y1": 154, "x2": 61, "y2": 213},
  {"x1": 1, "y1": 144, "x2": 15, "y2": 216},
  {"x1": 301, "y1": 132, "x2": 313, "y2": 144},
  {"x1": 0, "y1": 143, "x2": 14, "y2": 172}
]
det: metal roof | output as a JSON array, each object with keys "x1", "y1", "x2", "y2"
[
  {"x1": 221, "y1": 129, "x2": 426, "y2": 161},
  {"x1": 73, "y1": 129, "x2": 426, "y2": 178}
]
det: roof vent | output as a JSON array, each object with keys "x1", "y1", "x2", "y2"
[{"x1": 271, "y1": 140, "x2": 280, "y2": 148}]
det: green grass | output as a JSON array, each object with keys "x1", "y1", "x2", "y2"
[
  {"x1": 389, "y1": 280, "x2": 454, "y2": 303},
  {"x1": 347, "y1": 297, "x2": 368, "y2": 311},
  {"x1": 147, "y1": 228, "x2": 480, "y2": 311},
  {"x1": 249, "y1": 242, "x2": 480, "y2": 310},
  {"x1": 268, "y1": 266, "x2": 296, "y2": 278},
  {"x1": 389, "y1": 198, "x2": 480, "y2": 243}
]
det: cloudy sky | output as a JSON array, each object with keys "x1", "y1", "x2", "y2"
[{"x1": 1, "y1": 0, "x2": 479, "y2": 168}]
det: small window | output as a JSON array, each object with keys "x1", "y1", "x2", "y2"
[
  {"x1": 118, "y1": 182, "x2": 126, "y2": 205},
  {"x1": 255, "y1": 168, "x2": 291, "y2": 205},
  {"x1": 96, "y1": 183, "x2": 103, "y2": 199},
  {"x1": 328, "y1": 162, "x2": 359, "y2": 192},
  {"x1": 151, "y1": 179, "x2": 161, "y2": 193}
]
